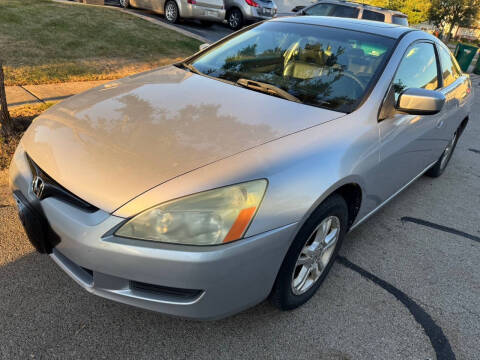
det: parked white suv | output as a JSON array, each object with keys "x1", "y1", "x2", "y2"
[{"x1": 278, "y1": 0, "x2": 408, "y2": 26}]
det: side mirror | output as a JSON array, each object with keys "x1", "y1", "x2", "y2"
[
  {"x1": 199, "y1": 43, "x2": 210, "y2": 51},
  {"x1": 396, "y1": 88, "x2": 446, "y2": 115}
]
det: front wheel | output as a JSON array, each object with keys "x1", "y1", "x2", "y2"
[
  {"x1": 270, "y1": 194, "x2": 348, "y2": 310},
  {"x1": 165, "y1": 0, "x2": 180, "y2": 23},
  {"x1": 426, "y1": 130, "x2": 458, "y2": 178},
  {"x1": 227, "y1": 8, "x2": 243, "y2": 30}
]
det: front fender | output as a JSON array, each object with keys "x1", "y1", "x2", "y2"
[{"x1": 114, "y1": 112, "x2": 379, "y2": 239}]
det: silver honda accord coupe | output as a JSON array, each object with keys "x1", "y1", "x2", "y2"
[{"x1": 10, "y1": 17, "x2": 473, "y2": 319}]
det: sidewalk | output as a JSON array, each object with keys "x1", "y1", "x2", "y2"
[{"x1": 6, "y1": 80, "x2": 110, "y2": 107}]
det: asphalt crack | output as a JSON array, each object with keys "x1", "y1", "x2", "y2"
[
  {"x1": 337, "y1": 256, "x2": 455, "y2": 360},
  {"x1": 401, "y1": 217, "x2": 480, "y2": 243}
]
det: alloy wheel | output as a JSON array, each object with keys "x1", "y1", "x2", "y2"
[
  {"x1": 291, "y1": 216, "x2": 340, "y2": 295},
  {"x1": 228, "y1": 12, "x2": 240, "y2": 29},
  {"x1": 165, "y1": 2, "x2": 178, "y2": 22}
]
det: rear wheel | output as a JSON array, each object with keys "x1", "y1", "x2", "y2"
[
  {"x1": 227, "y1": 8, "x2": 243, "y2": 30},
  {"x1": 270, "y1": 194, "x2": 348, "y2": 310},
  {"x1": 119, "y1": 0, "x2": 130, "y2": 8},
  {"x1": 426, "y1": 130, "x2": 458, "y2": 178},
  {"x1": 165, "y1": 0, "x2": 180, "y2": 23}
]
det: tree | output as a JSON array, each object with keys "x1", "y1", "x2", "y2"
[
  {"x1": 400, "y1": 0, "x2": 431, "y2": 25},
  {"x1": 0, "y1": 61, "x2": 14, "y2": 139},
  {"x1": 428, "y1": 0, "x2": 480, "y2": 39}
]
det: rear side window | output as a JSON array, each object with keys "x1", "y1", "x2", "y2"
[
  {"x1": 392, "y1": 42, "x2": 439, "y2": 100},
  {"x1": 362, "y1": 10, "x2": 385, "y2": 22},
  {"x1": 304, "y1": 3, "x2": 359, "y2": 18},
  {"x1": 331, "y1": 5, "x2": 359, "y2": 18},
  {"x1": 304, "y1": 3, "x2": 334, "y2": 16},
  {"x1": 392, "y1": 15, "x2": 408, "y2": 26},
  {"x1": 437, "y1": 46, "x2": 461, "y2": 87}
]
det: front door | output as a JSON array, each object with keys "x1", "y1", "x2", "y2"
[
  {"x1": 434, "y1": 44, "x2": 469, "y2": 156},
  {"x1": 376, "y1": 41, "x2": 443, "y2": 201}
]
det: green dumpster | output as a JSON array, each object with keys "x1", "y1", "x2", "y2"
[{"x1": 454, "y1": 43, "x2": 478, "y2": 72}]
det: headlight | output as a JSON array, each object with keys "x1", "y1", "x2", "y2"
[{"x1": 115, "y1": 180, "x2": 267, "y2": 245}]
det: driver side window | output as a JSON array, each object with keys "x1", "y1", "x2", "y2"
[{"x1": 392, "y1": 42, "x2": 439, "y2": 101}]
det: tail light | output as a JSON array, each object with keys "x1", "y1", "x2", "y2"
[
  {"x1": 245, "y1": 0, "x2": 259, "y2": 7},
  {"x1": 187, "y1": 0, "x2": 196, "y2": 4}
]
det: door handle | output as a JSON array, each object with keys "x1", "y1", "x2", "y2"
[{"x1": 436, "y1": 119, "x2": 445, "y2": 128}]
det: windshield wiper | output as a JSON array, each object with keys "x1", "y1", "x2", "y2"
[
  {"x1": 237, "y1": 78, "x2": 302, "y2": 104},
  {"x1": 177, "y1": 62, "x2": 203, "y2": 76},
  {"x1": 176, "y1": 63, "x2": 240, "y2": 87}
]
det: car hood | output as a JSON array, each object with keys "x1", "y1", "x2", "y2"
[{"x1": 22, "y1": 66, "x2": 344, "y2": 213}]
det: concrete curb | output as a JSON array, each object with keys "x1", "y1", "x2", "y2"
[{"x1": 51, "y1": 0, "x2": 211, "y2": 44}]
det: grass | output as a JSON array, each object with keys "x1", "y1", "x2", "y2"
[
  {"x1": 0, "y1": 103, "x2": 54, "y2": 169},
  {"x1": 0, "y1": 0, "x2": 201, "y2": 86}
]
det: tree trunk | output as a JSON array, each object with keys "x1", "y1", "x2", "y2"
[
  {"x1": 446, "y1": 23, "x2": 454, "y2": 41},
  {"x1": 0, "y1": 61, "x2": 14, "y2": 139},
  {"x1": 448, "y1": 23, "x2": 457, "y2": 41}
]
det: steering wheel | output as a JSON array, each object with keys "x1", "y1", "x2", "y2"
[
  {"x1": 341, "y1": 70, "x2": 366, "y2": 92},
  {"x1": 283, "y1": 42, "x2": 300, "y2": 69}
]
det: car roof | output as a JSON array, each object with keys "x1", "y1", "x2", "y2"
[{"x1": 271, "y1": 16, "x2": 413, "y2": 39}]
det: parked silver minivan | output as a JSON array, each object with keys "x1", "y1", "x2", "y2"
[
  {"x1": 225, "y1": 0, "x2": 278, "y2": 30},
  {"x1": 120, "y1": 0, "x2": 225, "y2": 25}
]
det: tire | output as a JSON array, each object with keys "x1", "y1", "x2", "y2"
[
  {"x1": 425, "y1": 130, "x2": 458, "y2": 178},
  {"x1": 227, "y1": 8, "x2": 243, "y2": 30},
  {"x1": 165, "y1": 0, "x2": 180, "y2": 23},
  {"x1": 119, "y1": 0, "x2": 130, "y2": 8},
  {"x1": 270, "y1": 194, "x2": 348, "y2": 310}
]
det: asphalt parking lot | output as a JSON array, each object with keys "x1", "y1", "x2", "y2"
[
  {"x1": 127, "y1": 7, "x2": 233, "y2": 42},
  {"x1": 1, "y1": 77, "x2": 479, "y2": 359}
]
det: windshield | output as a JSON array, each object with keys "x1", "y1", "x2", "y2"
[{"x1": 190, "y1": 22, "x2": 395, "y2": 113}]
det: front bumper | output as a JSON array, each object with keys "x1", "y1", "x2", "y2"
[{"x1": 9, "y1": 144, "x2": 297, "y2": 319}]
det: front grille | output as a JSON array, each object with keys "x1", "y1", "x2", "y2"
[
  {"x1": 26, "y1": 154, "x2": 98, "y2": 212},
  {"x1": 130, "y1": 281, "x2": 203, "y2": 300}
]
